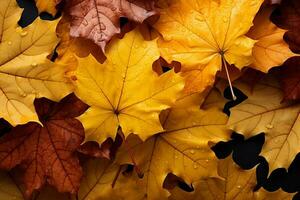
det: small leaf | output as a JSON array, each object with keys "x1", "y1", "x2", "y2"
[{"x1": 67, "y1": 0, "x2": 157, "y2": 51}]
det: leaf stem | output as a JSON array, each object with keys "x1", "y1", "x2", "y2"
[{"x1": 221, "y1": 56, "x2": 236, "y2": 100}]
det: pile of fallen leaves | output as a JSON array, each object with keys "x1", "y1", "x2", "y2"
[{"x1": 0, "y1": 0, "x2": 299, "y2": 199}]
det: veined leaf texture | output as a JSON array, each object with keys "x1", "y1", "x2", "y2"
[{"x1": 0, "y1": 0, "x2": 299, "y2": 199}]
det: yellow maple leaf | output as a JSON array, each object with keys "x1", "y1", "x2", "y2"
[
  {"x1": 247, "y1": 6, "x2": 297, "y2": 72},
  {"x1": 115, "y1": 89, "x2": 230, "y2": 199},
  {"x1": 74, "y1": 29, "x2": 184, "y2": 143},
  {"x1": 154, "y1": 0, "x2": 264, "y2": 93},
  {"x1": 0, "y1": 0, "x2": 72, "y2": 126},
  {"x1": 227, "y1": 75, "x2": 300, "y2": 173},
  {"x1": 169, "y1": 157, "x2": 294, "y2": 200}
]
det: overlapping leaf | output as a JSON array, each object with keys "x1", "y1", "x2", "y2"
[
  {"x1": 227, "y1": 75, "x2": 300, "y2": 172},
  {"x1": 247, "y1": 6, "x2": 296, "y2": 72},
  {"x1": 0, "y1": 0, "x2": 73, "y2": 126},
  {"x1": 68, "y1": 0, "x2": 157, "y2": 51},
  {"x1": 154, "y1": 0, "x2": 264, "y2": 94},
  {"x1": 116, "y1": 89, "x2": 230, "y2": 199},
  {"x1": 0, "y1": 94, "x2": 87, "y2": 197},
  {"x1": 74, "y1": 29, "x2": 184, "y2": 144}
]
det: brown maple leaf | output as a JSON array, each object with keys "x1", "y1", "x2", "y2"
[
  {"x1": 67, "y1": 0, "x2": 157, "y2": 52},
  {"x1": 273, "y1": 57, "x2": 300, "y2": 101},
  {"x1": 271, "y1": 0, "x2": 300, "y2": 53},
  {"x1": 0, "y1": 94, "x2": 88, "y2": 198}
]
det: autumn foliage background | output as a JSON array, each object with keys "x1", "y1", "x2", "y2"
[{"x1": 0, "y1": 0, "x2": 300, "y2": 199}]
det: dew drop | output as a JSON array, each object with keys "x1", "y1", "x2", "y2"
[
  {"x1": 174, "y1": 155, "x2": 178, "y2": 159},
  {"x1": 35, "y1": 93, "x2": 41, "y2": 98},
  {"x1": 7, "y1": 41, "x2": 12, "y2": 45},
  {"x1": 222, "y1": 17, "x2": 228, "y2": 23},
  {"x1": 31, "y1": 63, "x2": 37, "y2": 67},
  {"x1": 195, "y1": 15, "x2": 205, "y2": 22},
  {"x1": 250, "y1": 0, "x2": 256, "y2": 6},
  {"x1": 190, "y1": 150, "x2": 195, "y2": 154},
  {"x1": 266, "y1": 124, "x2": 274, "y2": 129},
  {"x1": 205, "y1": 159, "x2": 209, "y2": 162},
  {"x1": 164, "y1": 35, "x2": 173, "y2": 41},
  {"x1": 237, "y1": 185, "x2": 242, "y2": 189},
  {"x1": 142, "y1": 43, "x2": 147, "y2": 48},
  {"x1": 193, "y1": 163, "x2": 198, "y2": 169},
  {"x1": 19, "y1": 90, "x2": 27, "y2": 97},
  {"x1": 20, "y1": 30, "x2": 28, "y2": 37},
  {"x1": 82, "y1": 19, "x2": 88, "y2": 26},
  {"x1": 100, "y1": 22, "x2": 106, "y2": 30}
]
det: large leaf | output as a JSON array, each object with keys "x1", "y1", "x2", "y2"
[
  {"x1": 116, "y1": 90, "x2": 230, "y2": 199},
  {"x1": 0, "y1": 0, "x2": 73, "y2": 126},
  {"x1": 169, "y1": 157, "x2": 294, "y2": 200},
  {"x1": 227, "y1": 75, "x2": 300, "y2": 172},
  {"x1": 74, "y1": 29, "x2": 184, "y2": 144},
  {"x1": 153, "y1": 0, "x2": 264, "y2": 94}
]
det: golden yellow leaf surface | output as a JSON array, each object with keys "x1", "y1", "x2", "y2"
[
  {"x1": 76, "y1": 159, "x2": 144, "y2": 200},
  {"x1": 247, "y1": 6, "x2": 297, "y2": 72},
  {"x1": 154, "y1": 0, "x2": 264, "y2": 93},
  {"x1": 74, "y1": 29, "x2": 184, "y2": 143},
  {"x1": 116, "y1": 91, "x2": 230, "y2": 199},
  {"x1": 0, "y1": 0, "x2": 72, "y2": 126},
  {"x1": 228, "y1": 75, "x2": 300, "y2": 172},
  {"x1": 169, "y1": 157, "x2": 294, "y2": 200}
]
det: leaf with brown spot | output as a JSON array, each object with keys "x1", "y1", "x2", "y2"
[{"x1": 0, "y1": 94, "x2": 87, "y2": 198}]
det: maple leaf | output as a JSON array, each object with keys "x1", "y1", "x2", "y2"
[
  {"x1": 67, "y1": 0, "x2": 157, "y2": 52},
  {"x1": 74, "y1": 29, "x2": 184, "y2": 144},
  {"x1": 169, "y1": 157, "x2": 294, "y2": 200},
  {"x1": 115, "y1": 89, "x2": 230, "y2": 199},
  {"x1": 274, "y1": 57, "x2": 300, "y2": 101},
  {"x1": 76, "y1": 158, "x2": 145, "y2": 200},
  {"x1": 0, "y1": 0, "x2": 73, "y2": 126},
  {"x1": 153, "y1": 0, "x2": 264, "y2": 93},
  {"x1": 271, "y1": 0, "x2": 300, "y2": 53},
  {"x1": 247, "y1": 6, "x2": 296, "y2": 72},
  {"x1": 227, "y1": 75, "x2": 300, "y2": 173},
  {"x1": 0, "y1": 94, "x2": 86, "y2": 197},
  {"x1": 35, "y1": 0, "x2": 62, "y2": 16}
]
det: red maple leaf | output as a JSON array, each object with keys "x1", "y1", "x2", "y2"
[{"x1": 0, "y1": 94, "x2": 88, "y2": 198}]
